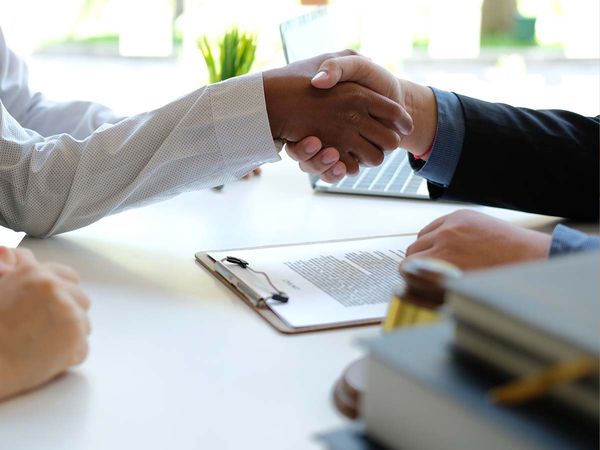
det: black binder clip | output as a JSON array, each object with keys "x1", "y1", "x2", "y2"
[
  {"x1": 222, "y1": 256, "x2": 289, "y2": 303},
  {"x1": 224, "y1": 256, "x2": 249, "y2": 268}
]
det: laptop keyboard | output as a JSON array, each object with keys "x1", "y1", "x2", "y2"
[{"x1": 333, "y1": 150, "x2": 425, "y2": 195}]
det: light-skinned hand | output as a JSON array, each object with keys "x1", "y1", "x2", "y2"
[
  {"x1": 0, "y1": 247, "x2": 91, "y2": 401},
  {"x1": 403, "y1": 210, "x2": 552, "y2": 271}
]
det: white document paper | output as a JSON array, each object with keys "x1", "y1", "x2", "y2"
[{"x1": 208, "y1": 235, "x2": 415, "y2": 328}]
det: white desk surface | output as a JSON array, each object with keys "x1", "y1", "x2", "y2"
[{"x1": 0, "y1": 156, "x2": 558, "y2": 450}]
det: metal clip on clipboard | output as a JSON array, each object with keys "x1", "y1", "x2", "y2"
[{"x1": 214, "y1": 256, "x2": 289, "y2": 309}]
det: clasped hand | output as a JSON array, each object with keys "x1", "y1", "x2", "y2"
[
  {"x1": 264, "y1": 50, "x2": 413, "y2": 179},
  {"x1": 0, "y1": 247, "x2": 91, "y2": 400}
]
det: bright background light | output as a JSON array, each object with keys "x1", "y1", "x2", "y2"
[{"x1": 0, "y1": 0, "x2": 598, "y2": 117}]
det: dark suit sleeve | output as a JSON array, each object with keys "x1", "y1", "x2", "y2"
[{"x1": 426, "y1": 94, "x2": 599, "y2": 222}]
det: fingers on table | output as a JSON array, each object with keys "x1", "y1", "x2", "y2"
[
  {"x1": 13, "y1": 247, "x2": 38, "y2": 267},
  {"x1": 417, "y1": 215, "x2": 447, "y2": 238},
  {"x1": 66, "y1": 283, "x2": 92, "y2": 312},
  {"x1": 406, "y1": 233, "x2": 436, "y2": 256},
  {"x1": 44, "y1": 262, "x2": 81, "y2": 284}
]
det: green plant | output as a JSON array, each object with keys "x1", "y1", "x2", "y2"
[{"x1": 198, "y1": 27, "x2": 257, "y2": 83}]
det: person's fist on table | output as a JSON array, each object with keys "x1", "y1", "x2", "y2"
[{"x1": 0, "y1": 247, "x2": 91, "y2": 401}]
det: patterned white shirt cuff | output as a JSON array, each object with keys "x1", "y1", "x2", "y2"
[{"x1": 210, "y1": 72, "x2": 281, "y2": 179}]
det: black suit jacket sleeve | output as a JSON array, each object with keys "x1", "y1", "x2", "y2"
[{"x1": 426, "y1": 94, "x2": 599, "y2": 222}]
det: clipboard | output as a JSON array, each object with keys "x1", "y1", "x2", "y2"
[{"x1": 195, "y1": 233, "x2": 415, "y2": 335}]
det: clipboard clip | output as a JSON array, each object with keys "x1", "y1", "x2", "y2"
[{"x1": 222, "y1": 256, "x2": 289, "y2": 304}]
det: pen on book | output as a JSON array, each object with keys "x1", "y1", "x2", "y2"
[{"x1": 489, "y1": 357, "x2": 599, "y2": 406}]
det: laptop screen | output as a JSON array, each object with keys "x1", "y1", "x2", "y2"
[{"x1": 280, "y1": 8, "x2": 335, "y2": 64}]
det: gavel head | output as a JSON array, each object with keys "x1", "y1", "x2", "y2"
[{"x1": 397, "y1": 258, "x2": 463, "y2": 310}]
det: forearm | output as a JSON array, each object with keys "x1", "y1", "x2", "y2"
[
  {"x1": 407, "y1": 88, "x2": 465, "y2": 187},
  {"x1": 436, "y1": 96, "x2": 600, "y2": 220},
  {"x1": 0, "y1": 73, "x2": 279, "y2": 237},
  {"x1": 397, "y1": 79, "x2": 437, "y2": 156},
  {"x1": 401, "y1": 79, "x2": 600, "y2": 221}
]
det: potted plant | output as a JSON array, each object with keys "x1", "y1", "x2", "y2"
[{"x1": 198, "y1": 27, "x2": 257, "y2": 83}]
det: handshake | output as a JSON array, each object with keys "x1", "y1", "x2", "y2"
[{"x1": 263, "y1": 50, "x2": 437, "y2": 182}]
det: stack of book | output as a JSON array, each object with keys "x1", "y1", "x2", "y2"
[
  {"x1": 320, "y1": 251, "x2": 599, "y2": 450},
  {"x1": 450, "y1": 251, "x2": 599, "y2": 420}
]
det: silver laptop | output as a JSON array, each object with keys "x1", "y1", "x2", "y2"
[{"x1": 280, "y1": 9, "x2": 429, "y2": 200}]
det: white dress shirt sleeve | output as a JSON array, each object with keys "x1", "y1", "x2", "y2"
[{"x1": 0, "y1": 30, "x2": 280, "y2": 238}]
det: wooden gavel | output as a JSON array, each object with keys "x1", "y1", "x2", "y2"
[
  {"x1": 383, "y1": 258, "x2": 463, "y2": 331},
  {"x1": 333, "y1": 258, "x2": 463, "y2": 420}
]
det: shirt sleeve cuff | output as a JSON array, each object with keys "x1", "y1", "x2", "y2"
[
  {"x1": 209, "y1": 72, "x2": 281, "y2": 179},
  {"x1": 409, "y1": 88, "x2": 465, "y2": 187},
  {"x1": 549, "y1": 224, "x2": 600, "y2": 256}
]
